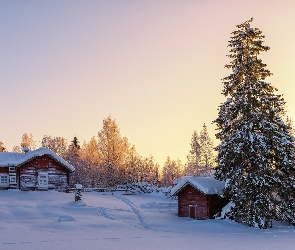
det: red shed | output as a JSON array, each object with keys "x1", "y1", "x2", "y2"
[
  {"x1": 171, "y1": 177, "x2": 228, "y2": 219},
  {"x1": 0, "y1": 148, "x2": 74, "y2": 192}
]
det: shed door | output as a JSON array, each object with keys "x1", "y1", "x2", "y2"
[
  {"x1": 189, "y1": 205, "x2": 196, "y2": 219},
  {"x1": 38, "y1": 173, "x2": 48, "y2": 190}
]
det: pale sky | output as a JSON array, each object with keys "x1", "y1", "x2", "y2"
[{"x1": 1, "y1": 0, "x2": 295, "y2": 166}]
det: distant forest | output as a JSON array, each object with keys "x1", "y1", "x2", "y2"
[{"x1": 0, "y1": 115, "x2": 216, "y2": 188}]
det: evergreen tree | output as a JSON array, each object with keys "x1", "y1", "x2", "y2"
[
  {"x1": 71, "y1": 136, "x2": 80, "y2": 150},
  {"x1": 70, "y1": 136, "x2": 81, "y2": 156},
  {"x1": 286, "y1": 117, "x2": 295, "y2": 141},
  {"x1": 214, "y1": 18, "x2": 295, "y2": 228}
]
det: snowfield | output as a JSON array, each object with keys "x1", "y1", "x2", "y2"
[{"x1": 0, "y1": 190, "x2": 295, "y2": 250}]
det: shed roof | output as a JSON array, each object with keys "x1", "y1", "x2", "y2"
[
  {"x1": 0, "y1": 148, "x2": 75, "y2": 172},
  {"x1": 171, "y1": 176, "x2": 225, "y2": 196}
]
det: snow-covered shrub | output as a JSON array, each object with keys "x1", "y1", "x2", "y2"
[
  {"x1": 215, "y1": 202, "x2": 235, "y2": 219},
  {"x1": 109, "y1": 182, "x2": 177, "y2": 199}
]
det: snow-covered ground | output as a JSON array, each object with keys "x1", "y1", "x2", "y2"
[{"x1": 0, "y1": 190, "x2": 295, "y2": 250}]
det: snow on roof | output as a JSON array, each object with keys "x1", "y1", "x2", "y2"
[
  {"x1": 0, "y1": 148, "x2": 75, "y2": 172},
  {"x1": 170, "y1": 176, "x2": 225, "y2": 196}
]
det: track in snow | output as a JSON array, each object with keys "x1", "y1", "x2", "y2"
[
  {"x1": 114, "y1": 195, "x2": 151, "y2": 230},
  {"x1": 96, "y1": 207, "x2": 116, "y2": 221}
]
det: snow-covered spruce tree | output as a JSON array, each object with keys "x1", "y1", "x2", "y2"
[
  {"x1": 286, "y1": 117, "x2": 295, "y2": 143},
  {"x1": 214, "y1": 18, "x2": 295, "y2": 228}
]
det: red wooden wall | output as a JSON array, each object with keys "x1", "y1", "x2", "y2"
[
  {"x1": 0, "y1": 167, "x2": 9, "y2": 174},
  {"x1": 177, "y1": 184, "x2": 227, "y2": 219},
  {"x1": 19, "y1": 155, "x2": 70, "y2": 191}
]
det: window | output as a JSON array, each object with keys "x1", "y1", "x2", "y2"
[
  {"x1": 9, "y1": 174, "x2": 17, "y2": 184},
  {"x1": 9, "y1": 166, "x2": 16, "y2": 172},
  {"x1": 0, "y1": 174, "x2": 9, "y2": 187}
]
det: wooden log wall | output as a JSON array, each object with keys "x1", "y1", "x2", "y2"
[
  {"x1": 47, "y1": 158, "x2": 68, "y2": 191},
  {"x1": 177, "y1": 184, "x2": 228, "y2": 219},
  {"x1": 178, "y1": 185, "x2": 208, "y2": 218},
  {"x1": 20, "y1": 164, "x2": 37, "y2": 190},
  {"x1": 19, "y1": 155, "x2": 70, "y2": 192},
  {"x1": 0, "y1": 167, "x2": 8, "y2": 174}
]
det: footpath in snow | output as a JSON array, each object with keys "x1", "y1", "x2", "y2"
[{"x1": 0, "y1": 190, "x2": 295, "y2": 250}]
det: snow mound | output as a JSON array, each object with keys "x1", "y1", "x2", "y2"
[
  {"x1": 70, "y1": 200, "x2": 87, "y2": 206},
  {"x1": 58, "y1": 215, "x2": 76, "y2": 222}
]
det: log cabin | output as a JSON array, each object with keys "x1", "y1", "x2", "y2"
[
  {"x1": 0, "y1": 148, "x2": 74, "y2": 192},
  {"x1": 171, "y1": 177, "x2": 228, "y2": 219}
]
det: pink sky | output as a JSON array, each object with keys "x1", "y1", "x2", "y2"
[{"x1": 1, "y1": 0, "x2": 295, "y2": 166}]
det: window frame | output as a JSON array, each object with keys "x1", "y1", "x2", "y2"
[
  {"x1": 9, "y1": 166, "x2": 16, "y2": 172},
  {"x1": 0, "y1": 174, "x2": 9, "y2": 187},
  {"x1": 9, "y1": 173, "x2": 17, "y2": 184}
]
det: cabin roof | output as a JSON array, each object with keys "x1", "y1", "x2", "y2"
[
  {"x1": 171, "y1": 176, "x2": 225, "y2": 196},
  {"x1": 0, "y1": 148, "x2": 75, "y2": 172}
]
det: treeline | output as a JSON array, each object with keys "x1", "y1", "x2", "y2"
[{"x1": 0, "y1": 116, "x2": 216, "y2": 188}]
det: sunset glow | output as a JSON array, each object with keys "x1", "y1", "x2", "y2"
[{"x1": 1, "y1": 0, "x2": 295, "y2": 166}]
